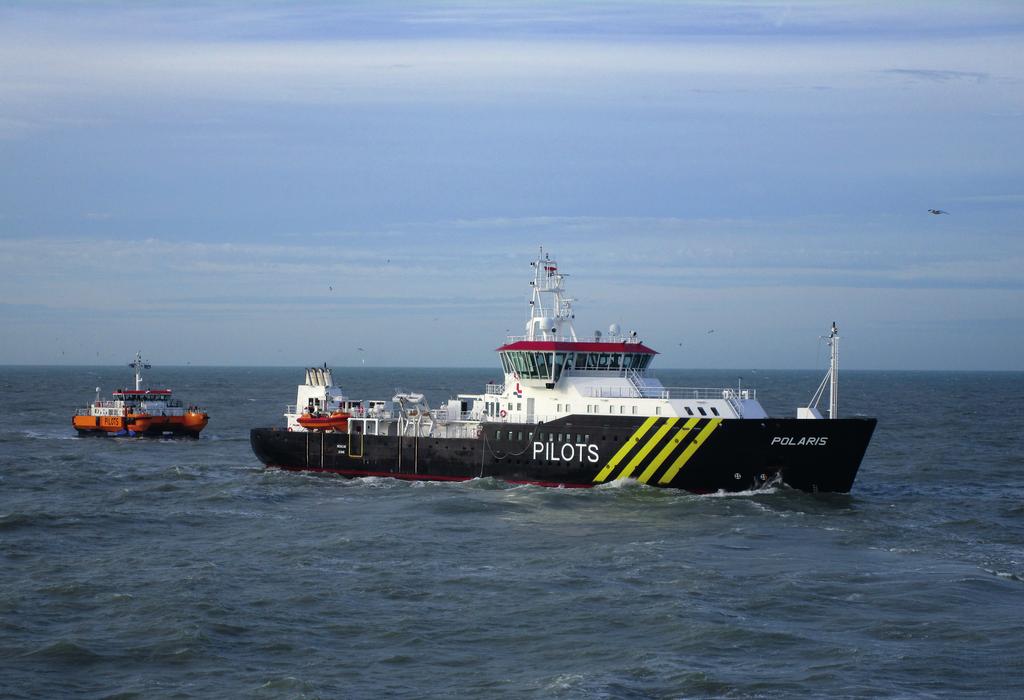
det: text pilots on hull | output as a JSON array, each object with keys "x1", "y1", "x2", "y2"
[{"x1": 250, "y1": 250, "x2": 875, "y2": 493}]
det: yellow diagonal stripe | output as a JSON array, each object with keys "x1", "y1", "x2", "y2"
[
  {"x1": 616, "y1": 418, "x2": 679, "y2": 481},
  {"x1": 658, "y1": 419, "x2": 722, "y2": 485},
  {"x1": 593, "y1": 417, "x2": 659, "y2": 483},
  {"x1": 638, "y1": 418, "x2": 700, "y2": 484}
]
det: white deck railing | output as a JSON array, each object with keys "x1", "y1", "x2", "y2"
[{"x1": 584, "y1": 386, "x2": 757, "y2": 401}]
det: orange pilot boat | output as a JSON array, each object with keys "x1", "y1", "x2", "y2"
[{"x1": 72, "y1": 352, "x2": 209, "y2": 437}]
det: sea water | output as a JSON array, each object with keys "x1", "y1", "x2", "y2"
[{"x1": 1, "y1": 367, "x2": 1022, "y2": 698}]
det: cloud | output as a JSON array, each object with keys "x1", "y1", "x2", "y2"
[
  {"x1": 882, "y1": 68, "x2": 988, "y2": 84},
  {"x1": 952, "y1": 193, "x2": 1024, "y2": 204}
]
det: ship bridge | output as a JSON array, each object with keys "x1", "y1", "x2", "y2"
[
  {"x1": 504, "y1": 247, "x2": 658, "y2": 386},
  {"x1": 496, "y1": 340, "x2": 657, "y2": 383}
]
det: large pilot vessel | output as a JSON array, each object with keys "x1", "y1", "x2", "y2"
[
  {"x1": 73, "y1": 353, "x2": 209, "y2": 437},
  {"x1": 250, "y1": 250, "x2": 875, "y2": 493}
]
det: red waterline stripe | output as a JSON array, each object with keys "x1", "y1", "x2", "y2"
[{"x1": 265, "y1": 464, "x2": 594, "y2": 489}]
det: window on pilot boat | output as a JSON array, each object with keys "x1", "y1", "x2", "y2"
[
  {"x1": 632, "y1": 405, "x2": 638, "y2": 415},
  {"x1": 655, "y1": 407, "x2": 661, "y2": 415},
  {"x1": 711, "y1": 407, "x2": 720, "y2": 416},
  {"x1": 608, "y1": 405, "x2": 614, "y2": 414},
  {"x1": 535, "y1": 352, "x2": 553, "y2": 380},
  {"x1": 698, "y1": 407, "x2": 707, "y2": 416},
  {"x1": 553, "y1": 352, "x2": 567, "y2": 381},
  {"x1": 685, "y1": 406, "x2": 694, "y2": 416},
  {"x1": 517, "y1": 432, "x2": 523, "y2": 440},
  {"x1": 598, "y1": 353, "x2": 610, "y2": 369},
  {"x1": 565, "y1": 403, "x2": 571, "y2": 412},
  {"x1": 556, "y1": 404, "x2": 562, "y2": 412},
  {"x1": 586, "y1": 405, "x2": 591, "y2": 413},
  {"x1": 495, "y1": 430, "x2": 501, "y2": 439},
  {"x1": 575, "y1": 353, "x2": 588, "y2": 370},
  {"x1": 609, "y1": 354, "x2": 621, "y2": 370},
  {"x1": 587, "y1": 353, "x2": 600, "y2": 370}
]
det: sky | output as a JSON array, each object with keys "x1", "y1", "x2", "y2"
[{"x1": 1, "y1": 0, "x2": 1022, "y2": 370}]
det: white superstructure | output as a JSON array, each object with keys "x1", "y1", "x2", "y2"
[
  {"x1": 284, "y1": 365, "x2": 366, "y2": 431},
  {"x1": 279, "y1": 250, "x2": 859, "y2": 439}
]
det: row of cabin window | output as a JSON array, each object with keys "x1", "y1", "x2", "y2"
[
  {"x1": 500, "y1": 351, "x2": 653, "y2": 380},
  {"x1": 580, "y1": 404, "x2": 719, "y2": 417},
  {"x1": 495, "y1": 431, "x2": 593, "y2": 442},
  {"x1": 490, "y1": 402, "x2": 720, "y2": 417}
]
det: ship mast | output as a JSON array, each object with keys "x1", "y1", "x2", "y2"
[
  {"x1": 806, "y1": 322, "x2": 840, "y2": 419},
  {"x1": 526, "y1": 247, "x2": 577, "y2": 341},
  {"x1": 828, "y1": 322, "x2": 839, "y2": 419},
  {"x1": 129, "y1": 351, "x2": 151, "y2": 391}
]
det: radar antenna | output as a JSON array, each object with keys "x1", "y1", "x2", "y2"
[
  {"x1": 525, "y1": 247, "x2": 577, "y2": 342},
  {"x1": 128, "y1": 351, "x2": 152, "y2": 391}
]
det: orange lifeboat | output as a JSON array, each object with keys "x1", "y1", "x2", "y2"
[{"x1": 296, "y1": 410, "x2": 350, "y2": 431}]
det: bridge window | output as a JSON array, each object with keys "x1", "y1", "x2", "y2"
[
  {"x1": 535, "y1": 352, "x2": 551, "y2": 379},
  {"x1": 553, "y1": 352, "x2": 567, "y2": 381},
  {"x1": 609, "y1": 354, "x2": 621, "y2": 370}
]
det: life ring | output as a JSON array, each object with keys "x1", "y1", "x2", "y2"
[{"x1": 499, "y1": 409, "x2": 507, "y2": 418}]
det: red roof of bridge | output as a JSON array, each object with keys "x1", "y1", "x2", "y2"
[{"x1": 496, "y1": 340, "x2": 657, "y2": 354}]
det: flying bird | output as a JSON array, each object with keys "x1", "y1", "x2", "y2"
[
  {"x1": 928, "y1": 209, "x2": 949, "y2": 215},
  {"x1": 707, "y1": 329, "x2": 715, "y2": 334}
]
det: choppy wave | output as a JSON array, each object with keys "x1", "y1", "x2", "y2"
[{"x1": 2, "y1": 367, "x2": 1023, "y2": 697}]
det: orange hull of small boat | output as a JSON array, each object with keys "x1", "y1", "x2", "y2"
[{"x1": 73, "y1": 411, "x2": 209, "y2": 436}]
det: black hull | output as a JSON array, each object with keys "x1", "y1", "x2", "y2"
[{"x1": 250, "y1": 416, "x2": 876, "y2": 493}]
